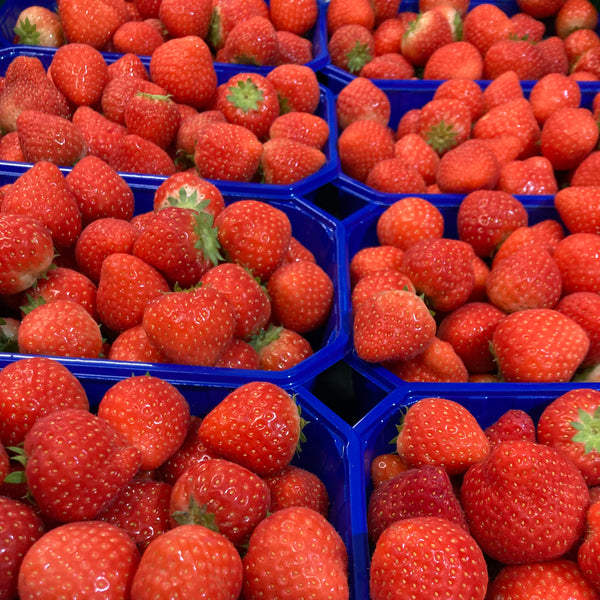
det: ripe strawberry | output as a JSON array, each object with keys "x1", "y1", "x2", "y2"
[
  {"x1": 433, "y1": 78, "x2": 484, "y2": 121},
  {"x1": 565, "y1": 27, "x2": 600, "y2": 64},
  {"x1": 360, "y1": 52, "x2": 415, "y2": 79},
  {"x1": 66, "y1": 155, "x2": 134, "y2": 225},
  {"x1": 13, "y1": 5, "x2": 64, "y2": 47},
  {"x1": 266, "y1": 64, "x2": 320, "y2": 115},
  {"x1": 170, "y1": 457, "x2": 270, "y2": 546},
  {"x1": 555, "y1": 186, "x2": 600, "y2": 235},
  {"x1": 58, "y1": 0, "x2": 124, "y2": 49},
  {"x1": 396, "y1": 131, "x2": 442, "y2": 183},
  {"x1": 19, "y1": 521, "x2": 140, "y2": 598},
  {"x1": 250, "y1": 324, "x2": 314, "y2": 370},
  {"x1": 242, "y1": 506, "x2": 349, "y2": 600},
  {"x1": 16, "y1": 109, "x2": 87, "y2": 168},
  {"x1": 0, "y1": 131, "x2": 24, "y2": 162},
  {"x1": 483, "y1": 38, "x2": 546, "y2": 80},
  {"x1": 112, "y1": 20, "x2": 165, "y2": 55},
  {"x1": 556, "y1": 0, "x2": 599, "y2": 39},
  {"x1": 349, "y1": 245, "x2": 405, "y2": 286},
  {"x1": 353, "y1": 289, "x2": 436, "y2": 363},
  {"x1": 276, "y1": 30, "x2": 314, "y2": 64},
  {"x1": 71, "y1": 105, "x2": 127, "y2": 164},
  {"x1": 193, "y1": 121, "x2": 262, "y2": 182},
  {"x1": 498, "y1": 156, "x2": 559, "y2": 196},
  {"x1": 481, "y1": 69, "x2": 524, "y2": 113},
  {"x1": 462, "y1": 439, "x2": 589, "y2": 563},
  {"x1": 221, "y1": 16, "x2": 280, "y2": 66},
  {"x1": 370, "y1": 453, "x2": 408, "y2": 488},
  {"x1": 578, "y1": 502, "x2": 600, "y2": 591},
  {"x1": 0, "y1": 496, "x2": 45, "y2": 600},
  {"x1": 463, "y1": 3, "x2": 513, "y2": 56},
  {"x1": 24, "y1": 408, "x2": 141, "y2": 521},
  {"x1": 530, "y1": 74, "x2": 580, "y2": 126},
  {"x1": 370, "y1": 516, "x2": 487, "y2": 600},
  {"x1": 0, "y1": 213, "x2": 54, "y2": 296},
  {"x1": 101, "y1": 77, "x2": 166, "y2": 126},
  {"x1": 269, "y1": 112, "x2": 330, "y2": 149},
  {"x1": 373, "y1": 0, "x2": 402, "y2": 23},
  {"x1": 142, "y1": 286, "x2": 235, "y2": 366},
  {"x1": 538, "y1": 34, "x2": 570, "y2": 75},
  {"x1": 96, "y1": 478, "x2": 172, "y2": 551},
  {"x1": 571, "y1": 151, "x2": 600, "y2": 186},
  {"x1": 159, "y1": 0, "x2": 212, "y2": 39},
  {"x1": 208, "y1": 0, "x2": 269, "y2": 51},
  {"x1": 484, "y1": 409, "x2": 537, "y2": 449},
  {"x1": 335, "y1": 76, "x2": 391, "y2": 131},
  {"x1": 260, "y1": 137, "x2": 327, "y2": 184},
  {"x1": 214, "y1": 338, "x2": 261, "y2": 368},
  {"x1": 517, "y1": 0, "x2": 566, "y2": 17},
  {"x1": 510, "y1": 11, "x2": 546, "y2": 41},
  {"x1": 174, "y1": 110, "x2": 226, "y2": 160},
  {"x1": 106, "y1": 53, "x2": 150, "y2": 81},
  {"x1": 270, "y1": 0, "x2": 317, "y2": 35},
  {"x1": 74, "y1": 218, "x2": 138, "y2": 283},
  {"x1": 264, "y1": 464, "x2": 329, "y2": 516},
  {"x1": 215, "y1": 199, "x2": 292, "y2": 281},
  {"x1": 326, "y1": 0, "x2": 375, "y2": 34},
  {"x1": 423, "y1": 40, "x2": 485, "y2": 80},
  {"x1": 417, "y1": 97, "x2": 472, "y2": 156},
  {"x1": 401, "y1": 9, "x2": 454, "y2": 67},
  {"x1": 553, "y1": 233, "x2": 600, "y2": 294},
  {"x1": 149, "y1": 36, "x2": 217, "y2": 109},
  {"x1": 124, "y1": 92, "x2": 181, "y2": 149},
  {"x1": 153, "y1": 171, "x2": 225, "y2": 214},
  {"x1": 108, "y1": 324, "x2": 170, "y2": 363},
  {"x1": 365, "y1": 158, "x2": 427, "y2": 194},
  {"x1": 351, "y1": 270, "x2": 415, "y2": 313},
  {"x1": 200, "y1": 262, "x2": 271, "y2": 340},
  {"x1": 109, "y1": 133, "x2": 176, "y2": 176},
  {"x1": 328, "y1": 23, "x2": 375, "y2": 74},
  {"x1": 557, "y1": 292, "x2": 600, "y2": 367},
  {"x1": 492, "y1": 308, "x2": 590, "y2": 382},
  {"x1": 373, "y1": 16, "x2": 409, "y2": 56}
]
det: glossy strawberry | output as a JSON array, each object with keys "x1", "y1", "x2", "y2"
[
  {"x1": 220, "y1": 16, "x2": 280, "y2": 66},
  {"x1": 109, "y1": 133, "x2": 176, "y2": 176},
  {"x1": 124, "y1": 92, "x2": 181, "y2": 149},
  {"x1": 557, "y1": 292, "x2": 600, "y2": 367},
  {"x1": 108, "y1": 325, "x2": 170, "y2": 363},
  {"x1": 349, "y1": 245, "x2": 405, "y2": 286},
  {"x1": 423, "y1": 40, "x2": 484, "y2": 80},
  {"x1": 158, "y1": 0, "x2": 212, "y2": 39},
  {"x1": 13, "y1": 5, "x2": 64, "y2": 46},
  {"x1": 260, "y1": 137, "x2": 327, "y2": 184},
  {"x1": 250, "y1": 325, "x2": 314, "y2": 370},
  {"x1": 266, "y1": 63, "x2": 321, "y2": 115},
  {"x1": 71, "y1": 105, "x2": 127, "y2": 164},
  {"x1": 553, "y1": 233, "x2": 600, "y2": 294},
  {"x1": 270, "y1": 0, "x2": 317, "y2": 36},
  {"x1": 335, "y1": 76, "x2": 391, "y2": 131},
  {"x1": 58, "y1": 0, "x2": 124, "y2": 49},
  {"x1": 498, "y1": 156, "x2": 559, "y2": 196},
  {"x1": 269, "y1": 112, "x2": 330, "y2": 149},
  {"x1": 401, "y1": 9, "x2": 454, "y2": 67},
  {"x1": 112, "y1": 20, "x2": 165, "y2": 55},
  {"x1": 326, "y1": 0, "x2": 375, "y2": 34},
  {"x1": 484, "y1": 408, "x2": 537, "y2": 449},
  {"x1": 578, "y1": 502, "x2": 600, "y2": 591},
  {"x1": 328, "y1": 23, "x2": 374, "y2": 74}
]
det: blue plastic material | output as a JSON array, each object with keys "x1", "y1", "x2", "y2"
[
  {"x1": 0, "y1": 45, "x2": 340, "y2": 198},
  {"x1": 0, "y1": 0, "x2": 331, "y2": 73},
  {"x1": 343, "y1": 195, "x2": 564, "y2": 391},
  {"x1": 0, "y1": 172, "x2": 352, "y2": 389},
  {"x1": 352, "y1": 380, "x2": 600, "y2": 595}
]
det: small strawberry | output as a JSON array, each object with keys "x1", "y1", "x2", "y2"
[
  {"x1": 153, "y1": 171, "x2": 225, "y2": 215},
  {"x1": 498, "y1": 156, "x2": 559, "y2": 196},
  {"x1": 483, "y1": 38, "x2": 546, "y2": 80},
  {"x1": 530, "y1": 72, "x2": 581, "y2": 125},
  {"x1": 174, "y1": 110, "x2": 226, "y2": 162},
  {"x1": 221, "y1": 16, "x2": 280, "y2": 66},
  {"x1": 260, "y1": 137, "x2": 327, "y2": 185},
  {"x1": 13, "y1": 6, "x2": 64, "y2": 47},
  {"x1": 106, "y1": 53, "x2": 150, "y2": 81},
  {"x1": 369, "y1": 453, "x2": 408, "y2": 488},
  {"x1": 108, "y1": 325, "x2": 170, "y2": 363},
  {"x1": 481, "y1": 69, "x2": 524, "y2": 113},
  {"x1": 328, "y1": 23, "x2": 374, "y2": 74},
  {"x1": 112, "y1": 20, "x2": 165, "y2": 55},
  {"x1": 266, "y1": 64, "x2": 321, "y2": 115},
  {"x1": 565, "y1": 27, "x2": 600, "y2": 64},
  {"x1": 417, "y1": 97, "x2": 472, "y2": 156},
  {"x1": 58, "y1": 0, "x2": 125, "y2": 49},
  {"x1": 422, "y1": 40, "x2": 484, "y2": 80},
  {"x1": 484, "y1": 408, "x2": 537, "y2": 449},
  {"x1": 124, "y1": 92, "x2": 181, "y2": 149},
  {"x1": 250, "y1": 325, "x2": 314, "y2": 370},
  {"x1": 326, "y1": 0, "x2": 375, "y2": 34},
  {"x1": 365, "y1": 157, "x2": 427, "y2": 194},
  {"x1": 270, "y1": 0, "x2": 317, "y2": 35},
  {"x1": 335, "y1": 76, "x2": 391, "y2": 132},
  {"x1": 18, "y1": 521, "x2": 140, "y2": 599},
  {"x1": 360, "y1": 52, "x2": 416, "y2": 79},
  {"x1": 269, "y1": 112, "x2": 330, "y2": 149},
  {"x1": 556, "y1": 0, "x2": 599, "y2": 39},
  {"x1": 463, "y1": 3, "x2": 513, "y2": 56},
  {"x1": 109, "y1": 133, "x2": 176, "y2": 176},
  {"x1": 158, "y1": 0, "x2": 213, "y2": 39},
  {"x1": 215, "y1": 338, "x2": 261, "y2": 369},
  {"x1": 349, "y1": 245, "x2": 405, "y2": 286},
  {"x1": 276, "y1": 30, "x2": 314, "y2": 64}
]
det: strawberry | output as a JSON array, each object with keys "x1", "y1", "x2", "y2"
[
  {"x1": 170, "y1": 457, "x2": 270, "y2": 546},
  {"x1": 0, "y1": 317, "x2": 19, "y2": 353},
  {"x1": 66, "y1": 155, "x2": 134, "y2": 225},
  {"x1": 101, "y1": 77, "x2": 167, "y2": 126},
  {"x1": 351, "y1": 270, "x2": 416, "y2": 312},
  {"x1": 517, "y1": 0, "x2": 566, "y2": 17},
  {"x1": 578, "y1": 502, "x2": 600, "y2": 590},
  {"x1": 537, "y1": 388, "x2": 600, "y2": 486},
  {"x1": 498, "y1": 156, "x2": 559, "y2": 196},
  {"x1": 349, "y1": 245, "x2": 405, "y2": 286},
  {"x1": 96, "y1": 478, "x2": 172, "y2": 551},
  {"x1": 18, "y1": 298, "x2": 103, "y2": 358},
  {"x1": 481, "y1": 69, "x2": 524, "y2": 113},
  {"x1": 373, "y1": 0, "x2": 402, "y2": 23},
  {"x1": 484, "y1": 408, "x2": 537, "y2": 449},
  {"x1": 152, "y1": 171, "x2": 225, "y2": 214},
  {"x1": 557, "y1": 292, "x2": 600, "y2": 367},
  {"x1": 396, "y1": 396, "x2": 489, "y2": 475},
  {"x1": 401, "y1": 9, "x2": 454, "y2": 67},
  {"x1": 208, "y1": 0, "x2": 269, "y2": 51},
  {"x1": 159, "y1": 0, "x2": 213, "y2": 39},
  {"x1": 0, "y1": 131, "x2": 24, "y2": 162},
  {"x1": 556, "y1": 0, "x2": 599, "y2": 39},
  {"x1": 221, "y1": 16, "x2": 280, "y2": 66},
  {"x1": 49, "y1": 43, "x2": 109, "y2": 108},
  {"x1": 108, "y1": 325, "x2": 170, "y2": 363},
  {"x1": 198, "y1": 381, "x2": 303, "y2": 475},
  {"x1": 328, "y1": 23, "x2": 375, "y2": 74},
  {"x1": 417, "y1": 97, "x2": 472, "y2": 156},
  {"x1": 335, "y1": 76, "x2": 391, "y2": 131},
  {"x1": 373, "y1": 16, "x2": 410, "y2": 56},
  {"x1": 260, "y1": 137, "x2": 327, "y2": 184},
  {"x1": 423, "y1": 40, "x2": 485, "y2": 80},
  {"x1": 109, "y1": 133, "x2": 176, "y2": 176},
  {"x1": 174, "y1": 110, "x2": 226, "y2": 160},
  {"x1": 71, "y1": 106, "x2": 127, "y2": 164},
  {"x1": 263, "y1": 464, "x2": 329, "y2": 516},
  {"x1": 365, "y1": 157, "x2": 427, "y2": 194},
  {"x1": 19, "y1": 521, "x2": 140, "y2": 598},
  {"x1": 124, "y1": 92, "x2": 181, "y2": 149},
  {"x1": 462, "y1": 439, "x2": 589, "y2": 563},
  {"x1": 142, "y1": 285, "x2": 235, "y2": 365},
  {"x1": 215, "y1": 199, "x2": 292, "y2": 281},
  {"x1": 215, "y1": 338, "x2": 261, "y2": 369},
  {"x1": 58, "y1": 0, "x2": 125, "y2": 49},
  {"x1": 13, "y1": 5, "x2": 64, "y2": 47},
  {"x1": 538, "y1": 35, "x2": 570, "y2": 75},
  {"x1": 0, "y1": 496, "x2": 45, "y2": 600},
  {"x1": 74, "y1": 218, "x2": 138, "y2": 283},
  {"x1": 326, "y1": 0, "x2": 375, "y2": 34},
  {"x1": 269, "y1": 112, "x2": 330, "y2": 149},
  {"x1": 492, "y1": 308, "x2": 590, "y2": 382},
  {"x1": 353, "y1": 289, "x2": 436, "y2": 363},
  {"x1": 360, "y1": 52, "x2": 415, "y2": 79},
  {"x1": 242, "y1": 506, "x2": 348, "y2": 600},
  {"x1": 367, "y1": 464, "x2": 467, "y2": 545},
  {"x1": 555, "y1": 186, "x2": 600, "y2": 235},
  {"x1": 106, "y1": 53, "x2": 150, "y2": 81},
  {"x1": 200, "y1": 262, "x2": 271, "y2": 340},
  {"x1": 0, "y1": 214, "x2": 54, "y2": 296},
  {"x1": 112, "y1": 20, "x2": 165, "y2": 55},
  {"x1": 510, "y1": 11, "x2": 546, "y2": 41},
  {"x1": 571, "y1": 152, "x2": 600, "y2": 186},
  {"x1": 216, "y1": 73, "x2": 279, "y2": 141},
  {"x1": 270, "y1": 0, "x2": 318, "y2": 35},
  {"x1": 193, "y1": 121, "x2": 262, "y2": 182},
  {"x1": 24, "y1": 407, "x2": 141, "y2": 521},
  {"x1": 149, "y1": 35, "x2": 217, "y2": 109},
  {"x1": 16, "y1": 110, "x2": 87, "y2": 168},
  {"x1": 392, "y1": 134, "x2": 439, "y2": 186},
  {"x1": 370, "y1": 516, "x2": 487, "y2": 600},
  {"x1": 463, "y1": 3, "x2": 513, "y2": 56},
  {"x1": 433, "y1": 78, "x2": 484, "y2": 121},
  {"x1": 250, "y1": 324, "x2": 314, "y2": 370},
  {"x1": 266, "y1": 64, "x2": 320, "y2": 115},
  {"x1": 483, "y1": 38, "x2": 546, "y2": 80},
  {"x1": 565, "y1": 27, "x2": 600, "y2": 65},
  {"x1": 276, "y1": 30, "x2": 314, "y2": 64},
  {"x1": 369, "y1": 453, "x2": 408, "y2": 488},
  {"x1": 96, "y1": 252, "x2": 170, "y2": 333},
  {"x1": 553, "y1": 233, "x2": 600, "y2": 294}
]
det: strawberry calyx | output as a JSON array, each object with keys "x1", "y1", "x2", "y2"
[
  {"x1": 19, "y1": 293, "x2": 46, "y2": 316},
  {"x1": 134, "y1": 91, "x2": 173, "y2": 103},
  {"x1": 208, "y1": 9, "x2": 223, "y2": 50},
  {"x1": 571, "y1": 407, "x2": 600, "y2": 454},
  {"x1": 171, "y1": 495, "x2": 220, "y2": 532},
  {"x1": 0, "y1": 318, "x2": 18, "y2": 353},
  {"x1": 249, "y1": 323, "x2": 283, "y2": 352},
  {"x1": 226, "y1": 78, "x2": 265, "y2": 113},
  {"x1": 346, "y1": 41, "x2": 373, "y2": 74},
  {"x1": 193, "y1": 205, "x2": 223, "y2": 267},
  {"x1": 4, "y1": 444, "x2": 27, "y2": 485},
  {"x1": 165, "y1": 187, "x2": 206, "y2": 212},
  {"x1": 14, "y1": 17, "x2": 40, "y2": 45},
  {"x1": 425, "y1": 121, "x2": 460, "y2": 154}
]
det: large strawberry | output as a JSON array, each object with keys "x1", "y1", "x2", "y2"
[
  {"x1": 461, "y1": 439, "x2": 590, "y2": 564},
  {"x1": 24, "y1": 408, "x2": 141, "y2": 522},
  {"x1": 58, "y1": 0, "x2": 124, "y2": 49}
]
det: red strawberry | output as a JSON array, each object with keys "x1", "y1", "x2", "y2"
[
  {"x1": 96, "y1": 478, "x2": 172, "y2": 551},
  {"x1": 433, "y1": 78, "x2": 484, "y2": 121},
  {"x1": 215, "y1": 338, "x2": 261, "y2": 369},
  {"x1": 242, "y1": 506, "x2": 348, "y2": 600},
  {"x1": 491, "y1": 308, "x2": 590, "y2": 382},
  {"x1": 565, "y1": 27, "x2": 600, "y2": 65},
  {"x1": 367, "y1": 465, "x2": 467, "y2": 545},
  {"x1": 481, "y1": 69, "x2": 524, "y2": 113},
  {"x1": 0, "y1": 496, "x2": 45, "y2": 600},
  {"x1": 270, "y1": 0, "x2": 317, "y2": 35},
  {"x1": 142, "y1": 286, "x2": 235, "y2": 365},
  {"x1": 260, "y1": 137, "x2": 327, "y2": 184},
  {"x1": 484, "y1": 408, "x2": 537, "y2": 449},
  {"x1": 461, "y1": 439, "x2": 589, "y2": 563},
  {"x1": 197, "y1": 381, "x2": 303, "y2": 476},
  {"x1": 335, "y1": 76, "x2": 391, "y2": 131},
  {"x1": 553, "y1": 233, "x2": 600, "y2": 294},
  {"x1": 18, "y1": 298, "x2": 103, "y2": 358},
  {"x1": 364, "y1": 157, "x2": 427, "y2": 194},
  {"x1": 66, "y1": 155, "x2": 134, "y2": 225},
  {"x1": 370, "y1": 516, "x2": 487, "y2": 600},
  {"x1": 326, "y1": 0, "x2": 375, "y2": 34},
  {"x1": 483, "y1": 38, "x2": 546, "y2": 80},
  {"x1": 49, "y1": 43, "x2": 109, "y2": 107},
  {"x1": 556, "y1": 0, "x2": 599, "y2": 39},
  {"x1": 0, "y1": 131, "x2": 24, "y2": 162},
  {"x1": 557, "y1": 292, "x2": 600, "y2": 367},
  {"x1": 276, "y1": 30, "x2": 314, "y2": 64},
  {"x1": 349, "y1": 245, "x2": 405, "y2": 286},
  {"x1": 124, "y1": 92, "x2": 181, "y2": 149},
  {"x1": 71, "y1": 105, "x2": 127, "y2": 164},
  {"x1": 250, "y1": 324, "x2": 314, "y2": 370},
  {"x1": 98, "y1": 374, "x2": 190, "y2": 470},
  {"x1": 353, "y1": 289, "x2": 436, "y2": 363},
  {"x1": 153, "y1": 171, "x2": 225, "y2": 214},
  {"x1": 19, "y1": 521, "x2": 140, "y2": 598},
  {"x1": 158, "y1": 0, "x2": 212, "y2": 39},
  {"x1": 360, "y1": 52, "x2": 416, "y2": 79},
  {"x1": 16, "y1": 110, "x2": 87, "y2": 167},
  {"x1": 106, "y1": 53, "x2": 150, "y2": 81},
  {"x1": 221, "y1": 16, "x2": 280, "y2": 66},
  {"x1": 170, "y1": 457, "x2": 271, "y2": 546},
  {"x1": 263, "y1": 465, "x2": 329, "y2": 516},
  {"x1": 269, "y1": 112, "x2": 330, "y2": 149},
  {"x1": 24, "y1": 408, "x2": 141, "y2": 521},
  {"x1": 112, "y1": 20, "x2": 165, "y2": 55},
  {"x1": 149, "y1": 36, "x2": 217, "y2": 109},
  {"x1": 13, "y1": 5, "x2": 64, "y2": 47},
  {"x1": 422, "y1": 40, "x2": 484, "y2": 80},
  {"x1": 401, "y1": 9, "x2": 454, "y2": 67},
  {"x1": 571, "y1": 152, "x2": 600, "y2": 187},
  {"x1": 108, "y1": 324, "x2": 170, "y2": 363},
  {"x1": 0, "y1": 213, "x2": 54, "y2": 296},
  {"x1": 373, "y1": 16, "x2": 409, "y2": 56},
  {"x1": 109, "y1": 133, "x2": 176, "y2": 176},
  {"x1": 200, "y1": 262, "x2": 271, "y2": 340},
  {"x1": 58, "y1": 0, "x2": 125, "y2": 49},
  {"x1": 530, "y1": 72, "x2": 581, "y2": 125},
  {"x1": 463, "y1": 3, "x2": 513, "y2": 56},
  {"x1": 101, "y1": 77, "x2": 167, "y2": 126},
  {"x1": 578, "y1": 502, "x2": 600, "y2": 591},
  {"x1": 207, "y1": 0, "x2": 268, "y2": 51},
  {"x1": 328, "y1": 23, "x2": 375, "y2": 74},
  {"x1": 369, "y1": 453, "x2": 408, "y2": 488},
  {"x1": 351, "y1": 269, "x2": 416, "y2": 312},
  {"x1": 417, "y1": 97, "x2": 472, "y2": 156},
  {"x1": 498, "y1": 156, "x2": 559, "y2": 196},
  {"x1": 266, "y1": 64, "x2": 321, "y2": 115}
]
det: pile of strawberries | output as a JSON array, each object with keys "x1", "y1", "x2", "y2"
[
  {"x1": 366, "y1": 390, "x2": 600, "y2": 598},
  {"x1": 0, "y1": 361, "x2": 349, "y2": 599}
]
